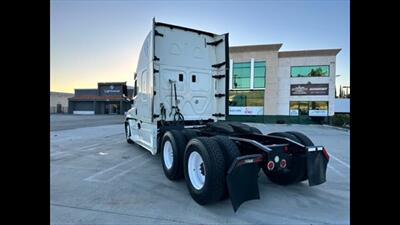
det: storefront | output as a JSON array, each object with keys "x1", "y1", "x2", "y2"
[
  {"x1": 228, "y1": 44, "x2": 340, "y2": 124},
  {"x1": 68, "y1": 82, "x2": 133, "y2": 115}
]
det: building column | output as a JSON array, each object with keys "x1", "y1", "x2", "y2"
[
  {"x1": 120, "y1": 101, "x2": 123, "y2": 115},
  {"x1": 93, "y1": 101, "x2": 96, "y2": 114},
  {"x1": 229, "y1": 59, "x2": 233, "y2": 90},
  {"x1": 250, "y1": 58, "x2": 255, "y2": 89}
]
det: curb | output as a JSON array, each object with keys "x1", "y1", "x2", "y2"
[{"x1": 322, "y1": 124, "x2": 350, "y2": 132}]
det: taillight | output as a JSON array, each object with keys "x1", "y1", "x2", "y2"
[
  {"x1": 267, "y1": 161, "x2": 275, "y2": 171},
  {"x1": 280, "y1": 159, "x2": 287, "y2": 168},
  {"x1": 322, "y1": 148, "x2": 330, "y2": 160}
]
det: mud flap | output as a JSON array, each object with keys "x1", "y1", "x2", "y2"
[
  {"x1": 226, "y1": 155, "x2": 262, "y2": 212},
  {"x1": 307, "y1": 150, "x2": 329, "y2": 186}
]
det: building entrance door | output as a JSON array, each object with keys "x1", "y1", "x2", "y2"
[
  {"x1": 56, "y1": 104, "x2": 62, "y2": 113},
  {"x1": 105, "y1": 103, "x2": 120, "y2": 114}
]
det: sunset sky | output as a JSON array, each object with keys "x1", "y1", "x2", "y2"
[{"x1": 51, "y1": 0, "x2": 349, "y2": 93}]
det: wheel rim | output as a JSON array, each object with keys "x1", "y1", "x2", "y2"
[
  {"x1": 188, "y1": 151, "x2": 205, "y2": 190},
  {"x1": 163, "y1": 140, "x2": 174, "y2": 169}
]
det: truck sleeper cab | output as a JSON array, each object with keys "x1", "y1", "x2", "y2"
[{"x1": 125, "y1": 19, "x2": 329, "y2": 211}]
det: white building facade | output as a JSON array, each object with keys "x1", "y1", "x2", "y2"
[{"x1": 228, "y1": 44, "x2": 341, "y2": 123}]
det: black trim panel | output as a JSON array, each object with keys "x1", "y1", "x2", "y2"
[
  {"x1": 155, "y1": 22, "x2": 215, "y2": 37},
  {"x1": 224, "y1": 33, "x2": 230, "y2": 118}
]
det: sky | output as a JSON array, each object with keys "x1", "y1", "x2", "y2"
[{"x1": 50, "y1": 0, "x2": 350, "y2": 93}]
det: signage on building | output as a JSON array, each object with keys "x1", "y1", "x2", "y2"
[
  {"x1": 104, "y1": 85, "x2": 121, "y2": 94},
  {"x1": 290, "y1": 83, "x2": 329, "y2": 96},
  {"x1": 289, "y1": 109, "x2": 299, "y2": 116},
  {"x1": 229, "y1": 106, "x2": 264, "y2": 115},
  {"x1": 309, "y1": 109, "x2": 328, "y2": 117}
]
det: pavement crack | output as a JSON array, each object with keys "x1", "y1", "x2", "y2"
[{"x1": 51, "y1": 202, "x2": 201, "y2": 225}]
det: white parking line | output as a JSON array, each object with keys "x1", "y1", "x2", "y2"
[
  {"x1": 83, "y1": 152, "x2": 147, "y2": 182},
  {"x1": 102, "y1": 157, "x2": 153, "y2": 183},
  {"x1": 51, "y1": 152, "x2": 69, "y2": 157},
  {"x1": 327, "y1": 164, "x2": 345, "y2": 177},
  {"x1": 329, "y1": 153, "x2": 350, "y2": 169},
  {"x1": 79, "y1": 143, "x2": 102, "y2": 150}
]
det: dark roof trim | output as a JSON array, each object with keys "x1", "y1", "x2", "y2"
[
  {"x1": 69, "y1": 95, "x2": 125, "y2": 101},
  {"x1": 279, "y1": 49, "x2": 341, "y2": 58},
  {"x1": 98, "y1": 82, "x2": 126, "y2": 84},
  {"x1": 155, "y1": 22, "x2": 216, "y2": 37},
  {"x1": 50, "y1": 92, "x2": 74, "y2": 95},
  {"x1": 230, "y1": 44, "x2": 283, "y2": 53}
]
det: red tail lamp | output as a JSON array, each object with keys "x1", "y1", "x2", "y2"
[
  {"x1": 267, "y1": 161, "x2": 275, "y2": 171},
  {"x1": 280, "y1": 159, "x2": 287, "y2": 168}
]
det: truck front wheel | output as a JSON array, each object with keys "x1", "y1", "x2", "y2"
[
  {"x1": 184, "y1": 137, "x2": 226, "y2": 205},
  {"x1": 125, "y1": 122, "x2": 134, "y2": 144}
]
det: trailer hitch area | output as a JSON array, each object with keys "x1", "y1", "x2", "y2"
[
  {"x1": 226, "y1": 154, "x2": 263, "y2": 212},
  {"x1": 306, "y1": 146, "x2": 329, "y2": 186}
]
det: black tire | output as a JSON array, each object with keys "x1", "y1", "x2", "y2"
[
  {"x1": 286, "y1": 131, "x2": 314, "y2": 181},
  {"x1": 183, "y1": 137, "x2": 226, "y2": 205},
  {"x1": 161, "y1": 130, "x2": 187, "y2": 180},
  {"x1": 263, "y1": 132, "x2": 307, "y2": 185},
  {"x1": 182, "y1": 129, "x2": 198, "y2": 142},
  {"x1": 268, "y1": 132, "x2": 301, "y2": 143},
  {"x1": 211, "y1": 135, "x2": 241, "y2": 200},
  {"x1": 286, "y1": 131, "x2": 314, "y2": 146},
  {"x1": 249, "y1": 126, "x2": 263, "y2": 134},
  {"x1": 125, "y1": 122, "x2": 134, "y2": 144}
]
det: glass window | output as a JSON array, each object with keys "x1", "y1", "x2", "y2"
[
  {"x1": 289, "y1": 101, "x2": 299, "y2": 116},
  {"x1": 310, "y1": 101, "x2": 328, "y2": 110},
  {"x1": 298, "y1": 102, "x2": 309, "y2": 115},
  {"x1": 291, "y1": 65, "x2": 330, "y2": 77},
  {"x1": 290, "y1": 101, "x2": 329, "y2": 116},
  {"x1": 254, "y1": 61, "x2": 266, "y2": 88},
  {"x1": 228, "y1": 90, "x2": 264, "y2": 106},
  {"x1": 232, "y1": 62, "x2": 251, "y2": 89}
]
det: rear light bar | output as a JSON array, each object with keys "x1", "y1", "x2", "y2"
[
  {"x1": 307, "y1": 146, "x2": 329, "y2": 161},
  {"x1": 235, "y1": 155, "x2": 264, "y2": 167},
  {"x1": 307, "y1": 146, "x2": 324, "y2": 152}
]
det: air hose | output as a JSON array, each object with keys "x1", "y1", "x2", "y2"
[{"x1": 168, "y1": 79, "x2": 185, "y2": 123}]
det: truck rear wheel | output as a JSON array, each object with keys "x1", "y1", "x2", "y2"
[
  {"x1": 263, "y1": 132, "x2": 307, "y2": 185},
  {"x1": 161, "y1": 130, "x2": 186, "y2": 180},
  {"x1": 286, "y1": 131, "x2": 314, "y2": 146},
  {"x1": 182, "y1": 129, "x2": 198, "y2": 142},
  {"x1": 250, "y1": 126, "x2": 263, "y2": 134},
  {"x1": 183, "y1": 137, "x2": 226, "y2": 205},
  {"x1": 211, "y1": 135, "x2": 241, "y2": 200},
  {"x1": 286, "y1": 131, "x2": 314, "y2": 181}
]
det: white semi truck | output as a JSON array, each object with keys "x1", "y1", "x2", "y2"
[{"x1": 125, "y1": 19, "x2": 330, "y2": 211}]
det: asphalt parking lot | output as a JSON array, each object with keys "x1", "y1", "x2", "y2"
[{"x1": 50, "y1": 115, "x2": 350, "y2": 225}]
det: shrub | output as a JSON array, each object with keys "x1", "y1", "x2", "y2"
[{"x1": 331, "y1": 114, "x2": 350, "y2": 128}]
